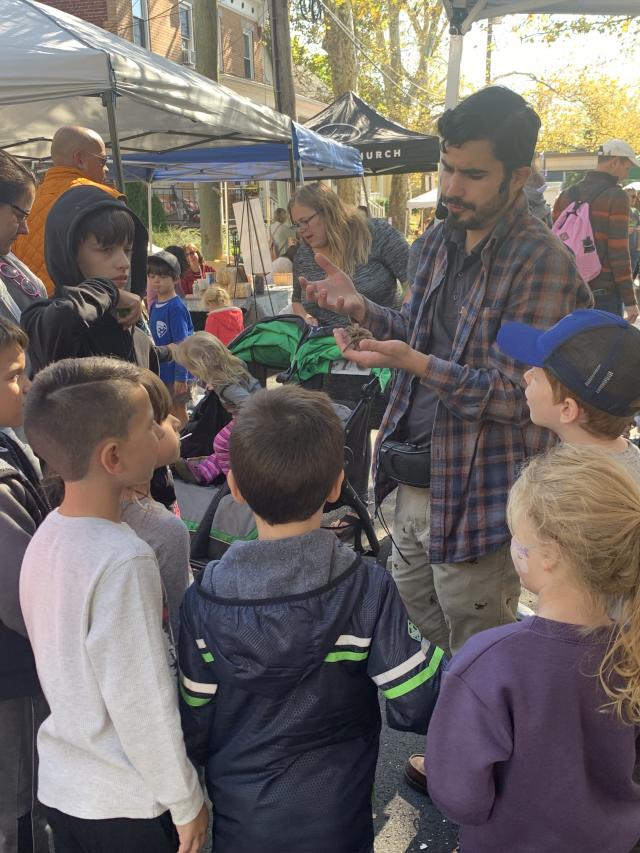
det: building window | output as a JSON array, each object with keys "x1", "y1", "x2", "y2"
[
  {"x1": 242, "y1": 29, "x2": 253, "y2": 79},
  {"x1": 180, "y1": 2, "x2": 195, "y2": 65},
  {"x1": 131, "y1": 0, "x2": 148, "y2": 48}
]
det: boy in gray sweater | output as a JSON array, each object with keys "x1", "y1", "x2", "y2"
[{"x1": 19, "y1": 356, "x2": 207, "y2": 853}]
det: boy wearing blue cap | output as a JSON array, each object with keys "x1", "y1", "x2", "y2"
[{"x1": 497, "y1": 309, "x2": 640, "y2": 479}]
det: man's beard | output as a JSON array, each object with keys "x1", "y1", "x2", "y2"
[{"x1": 442, "y1": 180, "x2": 511, "y2": 230}]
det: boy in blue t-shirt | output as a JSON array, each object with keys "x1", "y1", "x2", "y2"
[{"x1": 148, "y1": 251, "x2": 193, "y2": 422}]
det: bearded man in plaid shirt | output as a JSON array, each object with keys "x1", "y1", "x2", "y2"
[{"x1": 302, "y1": 86, "x2": 591, "y2": 668}]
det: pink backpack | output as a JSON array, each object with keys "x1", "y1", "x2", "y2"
[{"x1": 552, "y1": 189, "x2": 605, "y2": 282}]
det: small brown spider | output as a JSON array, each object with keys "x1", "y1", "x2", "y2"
[{"x1": 342, "y1": 323, "x2": 374, "y2": 351}]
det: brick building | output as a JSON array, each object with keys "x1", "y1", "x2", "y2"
[{"x1": 47, "y1": 0, "x2": 327, "y2": 121}]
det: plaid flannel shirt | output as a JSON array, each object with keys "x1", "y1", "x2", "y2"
[{"x1": 365, "y1": 192, "x2": 593, "y2": 564}]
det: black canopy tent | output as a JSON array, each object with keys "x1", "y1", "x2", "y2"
[{"x1": 305, "y1": 92, "x2": 440, "y2": 176}]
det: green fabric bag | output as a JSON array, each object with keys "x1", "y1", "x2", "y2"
[
  {"x1": 292, "y1": 334, "x2": 391, "y2": 391},
  {"x1": 230, "y1": 319, "x2": 303, "y2": 370}
]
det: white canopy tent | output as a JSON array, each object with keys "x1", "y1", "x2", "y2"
[
  {"x1": 443, "y1": 1, "x2": 639, "y2": 107},
  {"x1": 406, "y1": 188, "x2": 439, "y2": 208},
  {"x1": 0, "y1": 0, "x2": 294, "y2": 189}
]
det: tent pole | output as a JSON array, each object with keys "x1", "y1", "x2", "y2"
[
  {"x1": 444, "y1": 5, "x2": 468, "y2": 110},
  {"x1": 102, "y1": 90, "x2": 125, "y2": 193},
  {"x1": 360, "y1": 175, "x2": 370, "y2": 212},
  {"x1": 147, "y1": 181, "x2": 153, "y2": 247},
  {"x1": 223, "y1": 182, "x2": 230, "y2": 264}
]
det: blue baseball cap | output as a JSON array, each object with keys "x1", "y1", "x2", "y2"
[{"x1": 497, "y1": 309, "x2": 640, "y2": 416}]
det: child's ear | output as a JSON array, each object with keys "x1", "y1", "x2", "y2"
[
  {"x1": 541, "y1": 540, "x2": 561, "y2": 573},
  {"x1": 227, "y1": 470, "x2": 246, "y2": 505},
  {"x1": 559, "y1": 396, "x2": 582, "y2": 425},
  {"x1": 326, "y1": 470, "x2": 344, "y2": 504},
  {"x1": 97, "y1": 439, "x2": 123, "y2": 476}
]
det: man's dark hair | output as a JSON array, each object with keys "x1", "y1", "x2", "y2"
[
  {"x1": 437, "y1": 86, "x2": 541, "y2": 174},
  {"x1": 24, "y1": 357, "x2": 143, "y2": 482},
  {"x1": 147, "y1": 256, "x2": 179, "y2": 281},
  {"x1": 73, "y1": 207, "x2": 135, "y2": 252},
  {"x1": 0, "y1": 316, "x2": 28, "y2": 355},
  {"x1": 165, "y1": 245, "x2": 189, "y2": 274},
  {"x1": 0, "y1": 150, "x2": 35, "y2": 206},
  {"x1": 230, "y1": 386, "x2": 344, "y2": 525}
]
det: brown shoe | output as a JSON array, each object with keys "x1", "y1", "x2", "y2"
[{"x1": 403, "y1": 753, "x2": 429, "y2": 796}]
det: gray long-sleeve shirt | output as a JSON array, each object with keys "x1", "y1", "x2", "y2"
[{"x1": 19, "y1": 510, "x2": 203, "y2": 824}]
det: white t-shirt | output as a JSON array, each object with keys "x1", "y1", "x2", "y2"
[{"x1": 19, "y1": 510, "x2": 203, "y2": 823}]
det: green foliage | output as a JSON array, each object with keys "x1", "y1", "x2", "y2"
[
  {"x1": 152, "y1": 226, "x2": 204, "y2": 250},
  {"x1": 291, "y1": 36, "x2": 332, "y2": 89},
  {"x1": 514, "y1": 14, "x2": 639, "y2": 47},
  {"x1": 124, "y1": 182, "x2": 167, "y2": 231}
]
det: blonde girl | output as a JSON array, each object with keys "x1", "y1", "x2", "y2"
[
  {"x1": 172, "y1": 332, "x2": 261, "y2": 484},
  {"x1": 425, "y1": 443, "x2": 640, "y2": 853},
  {"x1": 202, "y1": 286, "x2": 244, "y2": 346}
]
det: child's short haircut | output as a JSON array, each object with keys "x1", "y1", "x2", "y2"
[
  {"x1": 203, "y1": 286, "x2": 230, "y2": 310},
  {"x1": 543, "y1": 369, "x2": 638, "y2": 440},
  {"x1": 230, "y1": 385, "x2": 343, "y2": 524},
  {"x1": 0, "y1": 316, "x2": 28, "y2": 354},
  {"x1": 139, "y1": 367, "x2": 172, "y2": 423},
  {"x1": 147, "y1": 250, "x2": 181, "y2": 281},
  {"x1": 72, "y1": 207, "x2": 135, "y2": 252},
  {"x1": 24, "y1": 357, "x2": 143, "y2": 482}
]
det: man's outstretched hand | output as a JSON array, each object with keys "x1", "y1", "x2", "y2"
[
  {"x1": 334, "y1": 328, "x2": 429, "y2": 377},
  {"x1": 301, "y1": 253, "x2": 366, "y2": 322}
]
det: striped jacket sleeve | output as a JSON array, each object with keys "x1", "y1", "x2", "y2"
[
  {"x1": 178, "y1": 586, "x2": 218, "y2": 767},
  {"x1": 368, "y1": 572, "x2": 446, "y2": 734}
]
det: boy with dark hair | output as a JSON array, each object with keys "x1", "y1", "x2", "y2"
[
  {"x1": 20, "y1": 185, "x2": 159, "y2": 374},
  {"x1": 148, "y1": 250, "x2": 193, "y2": 420},
  {"x1": 0, "y1": 318, "x2": 49, "y2": 853},
  {"x1": 179, "y1": 384, "x2": 445, "y2": 853},
  {"x1": 19, "y1": 356, "x2": 207, "y2": 853},
  {"x1": 497, "y1": 308, "x2": 640, "y2": 481}
]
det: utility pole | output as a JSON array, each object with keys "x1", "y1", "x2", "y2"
[
  {"x1": 193, "y1": 0, "x2": 223, "y2": 259},
  {"x1": 485, "y1": 19, "x2": 493, "y2": 85},
  {"x1": 269, "y1": 0, "x2": 298, "y2": 121}
]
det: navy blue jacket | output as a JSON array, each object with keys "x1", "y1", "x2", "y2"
[{"x1": 179, "y1": 531, "x2": 445, "y2": 853}]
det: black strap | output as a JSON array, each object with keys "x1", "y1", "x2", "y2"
[{"x1": 190, "y1": 481, "x2": 231, "y2": 559}]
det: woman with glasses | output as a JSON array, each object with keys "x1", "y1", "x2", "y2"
[
  {"x1": 289, "y1": 182, "x2": 409, "y2": 327},
  {"x1": 181, "y1": 242, "x2": 214, "y2": 296},
  {"x1": 0, "y1": 151, "x2": 47, "y2": 326}
]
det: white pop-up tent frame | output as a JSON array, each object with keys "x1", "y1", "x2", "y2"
[
  {"x1": 0, "y1": 0, "x2": 296, "y2": 190},
  {"x1": 443, "y1": 1, "x2": 639, "y2": 107}
]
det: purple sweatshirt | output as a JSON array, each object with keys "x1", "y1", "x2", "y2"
[{"x1": 426, "y1": 617, "x2": 640, "y2": 853}]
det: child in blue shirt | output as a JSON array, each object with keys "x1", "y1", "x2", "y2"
[{"x1": 148, "y1": 251, "x2": 193, "y2": 423}]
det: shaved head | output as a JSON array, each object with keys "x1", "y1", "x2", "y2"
[{"x1": 51, "y1": 126, "x2": 108, "y2": 183}]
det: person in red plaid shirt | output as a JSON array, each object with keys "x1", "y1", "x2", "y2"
[
  {"x1": 553, "y1": 138, "x2": 639, "y2": 323},
  {"x1": 302, "y1": 85, "x2": 592, "y2": 792}
]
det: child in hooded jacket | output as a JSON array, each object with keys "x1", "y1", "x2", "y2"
[{"x1": 202, "y1": 287, "x2": 243, "y2": 346}]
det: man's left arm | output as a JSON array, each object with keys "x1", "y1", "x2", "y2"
[
  {"x1": 337, "y1": 247, "x2": 592, "y2": 426},
  {"x1": 606, "y1": 191, "x2": 637, "y2": 318}
]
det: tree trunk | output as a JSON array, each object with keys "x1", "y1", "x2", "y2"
[
  {"x1": 322, "y1": 0, "x2": 359, "y2": 207},
  {"x1": 194, "y1": 0, "x2": 223, "y2": 259},
  {"x1": 386, "y1": 1, "x2": 407, "y2": 230}
]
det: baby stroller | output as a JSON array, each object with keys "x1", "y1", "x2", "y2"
[{"x1": 177, "y1": 316, "x2": 391, "y2": 571}]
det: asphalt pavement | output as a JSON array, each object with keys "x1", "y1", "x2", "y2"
[{"x1": 373, "y1": 713, "x2": 458, "y2": 853}]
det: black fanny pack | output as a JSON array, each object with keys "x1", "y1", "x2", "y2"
[{"x1": 379, "y1": 440, "x2": 431, "y2": 488}]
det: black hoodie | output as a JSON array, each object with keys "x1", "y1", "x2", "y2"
[{"x1": 21, "y1": 186, "x2": 158, "y2": 373}]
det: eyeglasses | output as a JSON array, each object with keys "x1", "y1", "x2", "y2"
[
  {"x1": 292, "y1": 212, "x2": 319, "y2": 232},
  {"x1": 86, "y1": 152, "x2": 109, "y2": 168},
  {"x1": 9, "y1": 203, "x2": 30, "y2": 224}
]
